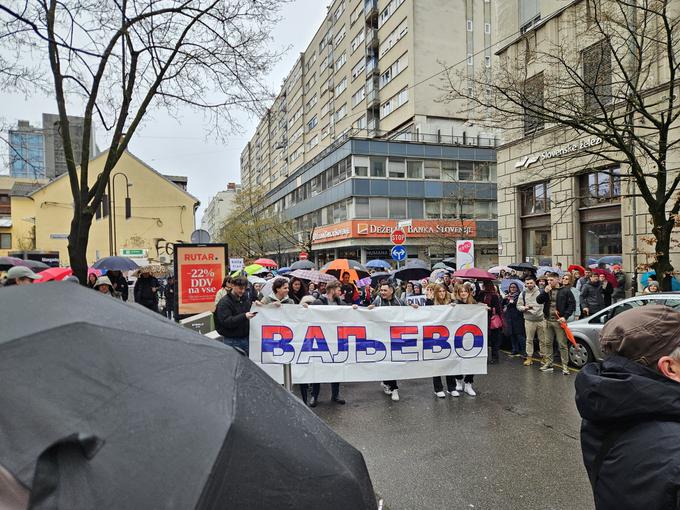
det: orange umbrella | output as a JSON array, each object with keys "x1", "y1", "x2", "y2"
[
  {"x1": 320, "y1": 259, "x2": 369, "y2": 282},
  {"x1": 555, "y1": 312, "x2": 577, "y2": 347}
]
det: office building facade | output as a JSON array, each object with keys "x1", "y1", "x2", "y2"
[
  {"x1": 201, "y1": 183, "x2": 241, "y2": 240},
  {"x1": 241, "y1": 0, "x2": 499, "y2": 265},
  {"x1": 494, "y1": 1, "x2": 680, "y2": 279},
  {"x1": 8, "y1": 121, "x2": 46, "y2": 179}
]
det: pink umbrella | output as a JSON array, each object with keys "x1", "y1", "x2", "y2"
[
  {"x1": 37, "y1": 267, "x2": 102, "y2": 283},
  {"x1": 253, "y1": 258, "x2": 278, "y2": 268},
  {"x1": 453, "y1": 268, "x2": 497, "y2": 281}
]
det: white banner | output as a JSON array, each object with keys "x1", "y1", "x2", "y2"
[{"x1": 249, "y1": 304, "x2": 488, "y2": 384}]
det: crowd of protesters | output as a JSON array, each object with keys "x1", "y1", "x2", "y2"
[{"x1": 211, "y1": 260, "x2": 645, "y2": 407}]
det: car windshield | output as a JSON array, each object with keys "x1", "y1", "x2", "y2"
[{"x1": 593, "y1": 295, "x2": 680, "y2": 324}]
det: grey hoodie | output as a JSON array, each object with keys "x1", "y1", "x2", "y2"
[{"x1": 516, "y1": 286, "x2": 544, "y2": 322}]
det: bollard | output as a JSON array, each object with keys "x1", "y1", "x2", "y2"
[{"x1": 283, "y1": 363, "x2": 293, "y2": 392}]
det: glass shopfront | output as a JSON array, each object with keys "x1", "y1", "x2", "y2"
[{"x1": 581, "y1": 220, "x2": 622, "y2": 262}]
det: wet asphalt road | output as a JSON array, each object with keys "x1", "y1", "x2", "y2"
[{"x1": 311, "y1": 353, "x2": 594, "y2": 510}]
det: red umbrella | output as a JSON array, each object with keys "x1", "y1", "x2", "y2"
[
  {"x1": 37, "y1": 267, "x2": 102, "y2": 283},
  {"x1": 253, "y1": 258, "x2": 278, "y2": 269},
  {"x1": 592, "y1": 268, "x2": 618, "y2": 287},
  {"x1": 567, "y1": 264, "x2": 586, "y2": 276},
  {"x1": 453, "y1": 268, "x2": 497, "y2": 280}
]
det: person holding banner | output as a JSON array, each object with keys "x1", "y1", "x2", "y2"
[
  {"x1": 299, "y1": 281, "x2": 349, "y2": 407},
  {"x1": 368, "y1": 282, "x2": 418, "y2": 402},
  {"x1": 431, "y1": 284, "x2": 459, "y2": 398},
  {"x1": 452, "y1": 283, "x2": 478, "y2": 396},
  {"x1": 215, "y1": 276, "x2": 256, "y2": 355},
  {"x1": 259, "y1": 278, "x2": 294, "y2": 305}
]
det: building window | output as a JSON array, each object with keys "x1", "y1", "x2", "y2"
[
  {"x1": 523, "y1": 72, "x2": 544, "y2": 134},
  {"x1": 467, "y1": 54, "x2": 473, "y2": 65},
  {"x1": 582, "y1": 221, "x2": 622, "y2": 262},
  {"x1": 388, "y1": 158, "x2": 405, "y2": 178},
  {"x1": 582, "y1": 40, "x2": 612, "y2": 110},
  {"x1": 425, "y1": 199, "x2": 441, "y2": 219},
  {"x1": 442, "y1": 199, "x2": 458, "y2": 219},
  {"x1": 389, "y1": 198, "x2": 407, "y2": 219},
  {"x1": 335, "y1": 52, "x2": 347, "y2": 71},
  {"x1": 370, "y1": 157, "x2": 386, "y2": 177},
  {"x1": 484, "y1": 22, "x2": 491, "y2": 34},
  {"x1": 580, "y1": 167, "x2": 621, "y2": 207},
  {"x1": 442, "y1": 160, "x2": 457, "y2": 181},
  {"x1": 355, "y1": 197, "x2": 369, "y2": 218},
  {"x1": 467, "y1": 20, "x2": 473, "y2": 31},
  {"x1": 474, "y1": 161, "x2": 495, "y2": 181},
  {"x1": 424, "y1": 160, "x2": 441, "y2": 180},
  {"x1": 370, "y1": 197, "x2": 388, "y2": 218},
  {"x1": 407, "y1": 199, "x2": 424, "y2": 219},
  {"x1": 307, "y1": 116, "x2": 318, "y2": 131},
  {"x1": 406, "y1": 160, "x2": 423, "y2": 179},
  {"x1": 351, "y1": 87, "x2": 366, "y2": 107},
  {"x1": 523, "y1": 229, "x2": 552, "y2": 263},
  {"x1": 520, "y1": 181, "x2": 550, "y2": 216},
  {"x1": 458, "y1": 161, "x2": 474, "y2": 181},
  {"x1": 0, "y1": 233, "x2": 11, "y2": 249}
]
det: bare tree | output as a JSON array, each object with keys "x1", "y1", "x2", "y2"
[
  {"x1": 442, "y1": 0, "x2": 680, "y2": 289},
  {"x1": 0, "y1": 0, "x2": 286, "y2": 282}
]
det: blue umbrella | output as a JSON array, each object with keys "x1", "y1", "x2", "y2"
[
  {"x1": 597, "y1": 256, "x2": 623, "y2": 266},
  {"x1": 537, "y1": 266, "x2": 563, "y2": 277},
  {"x1": 366, "y1": 259, "x2": 392, "y2": 269},
  {"x1": 641, "y1": 271, "x2": 680, "y2": 291},
  {"x1": 92, "y1": 256, "x2": 139, "y2": 271},
  {"x1": 501, "y1": 278, "x2": 524, "y2": 293},
  {"x1": 277, "y1": 267, "x2": 292, "y2": 274}
]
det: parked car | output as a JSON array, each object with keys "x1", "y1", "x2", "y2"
[{"x1": 567, "y1": 292, "x2": 680, "y2": 368}]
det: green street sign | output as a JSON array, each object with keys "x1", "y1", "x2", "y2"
[{"x1": 120, "y1": 249, "x2": 146, "y2": 256}]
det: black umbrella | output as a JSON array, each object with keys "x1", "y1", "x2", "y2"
[
  {"x1": 369, "y1": 271, "x2": 393, "y2": 289},
  {"x1": 442, "y1": 257, "x2": 457, "y2": 269},
  {"x1": 0, "y1": 284, "x2": 377, "y2": 510},
  {"x1": 508, "y1": 262, "x2": 537, "y2": 272},
  {"x1": 290, "y1": 259, "x2": 316, "y2": 270},
  {"x1": 394, "y1": 260, "x2": 431, "y2": 282},
  {"x1": 20, "y1": 259, "x2": 49, "y2": 270},
  {"x1": 92, "y1": 256, "x2": 140, "y2": 271}
]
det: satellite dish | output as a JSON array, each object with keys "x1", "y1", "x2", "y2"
[{"x1": 190, "y1": 229, "x2": 211, "y2": 244}]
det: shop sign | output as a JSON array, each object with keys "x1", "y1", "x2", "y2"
[
  {"x1": 365, "y1": 248, "x2": 390, "y2": 259},
  {"x1": 515, "y1": 136, "x2": 603, "y2": 169},
  {"x1": 480, "y1": 247, "x2": 499, "y2": 255},
  {"x1": 312, "y1": 220, "x2": 477, "y2": 244},
  {"x1": 174, "y1": 243, "x2": 228, "y2": 317}
]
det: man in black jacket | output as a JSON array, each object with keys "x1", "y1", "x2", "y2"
[
  {"x1": 215, "y1": 276, "x2": 256, "y2": 355},
  {"x1": 580, "y1": 273, "x2": 605, "y2": 316},
  {"x1": 536, "y1": 272, "x2": 576, "y2": 374},
  {"x1": 575, "y1": 305, "x2": 680, "y2": 510},
  {"x1": 134, "y1": 270, "x2": 160, "y2": 312}
]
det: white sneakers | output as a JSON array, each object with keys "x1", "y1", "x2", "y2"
[
  {"x1": 455, "y1": 380, "x2": 464, "y2": 392},
  {"x1": 381, "y1": 383, "x2": 400, "y2": 401},
  {"x1": 435, "y1": 391, "x2": 446, "y2": 398},
  {"x1": 464, "y1": 383, "x2": 477, "y2": 396},
  {"x1": 448, "y1": 389, "x2": 460, "y2": 397}
]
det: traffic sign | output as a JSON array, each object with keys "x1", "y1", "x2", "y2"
[
  {"x1": 390, "y1": 229, "x2": 406, "y2": 245},
  {"x1": 391, "y1": 245, "x2": 407, "y2": 261}
]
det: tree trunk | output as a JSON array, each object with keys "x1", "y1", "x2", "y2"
[
  {"x1": 68, "y1": 211, "x2": 94, "y2": 285},
  {"x1": 651, "y1": 216, "x2": 675, "y2": 291}
]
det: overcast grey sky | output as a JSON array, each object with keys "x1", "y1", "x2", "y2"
[{"x1": 0, "y1": 1, "x2": 329, "y2": 226}]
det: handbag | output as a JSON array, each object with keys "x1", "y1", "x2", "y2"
[{"x1": 490, "y1": 312, "x2": 503, "y2": 330}]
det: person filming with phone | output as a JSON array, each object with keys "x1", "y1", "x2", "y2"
[
  {"x1": 517, "y1": 277, "x2": 546, "y2": 367},
  {"x1": 215, "y1": 276, "x2": 257, "y2": 355}
]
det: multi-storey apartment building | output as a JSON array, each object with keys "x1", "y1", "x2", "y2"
[
  {"x1": 240, "y1": 0, "x2": 500, "y2": 266},
  {"x1": 494, "y1": 0, "x2": 680, "y2": 288}
]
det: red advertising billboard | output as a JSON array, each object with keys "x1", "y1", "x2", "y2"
[{"x1": 174, "y1": 243, "x2": 228, "y2": 317}]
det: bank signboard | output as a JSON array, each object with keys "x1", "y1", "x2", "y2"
[
  {"x1": 515, "y1": 136, "x2": 603, "y2": 169},
  {"x1": 312, "y1": 220, "x2": 477, "y2": 244}
]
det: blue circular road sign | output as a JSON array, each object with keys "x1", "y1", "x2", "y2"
[{"x1": 391, "y1": 245, "x2": 407, "y2": 261}]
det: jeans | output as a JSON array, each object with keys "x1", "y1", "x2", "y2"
[
  {"x1": 164, "y1": 308, "x2": 174, "y2": 320},
  {"x1": 299, "y1": 383, "x2": 340, "y2": 403},
  {"x1": 432, "y1": 376, "x2": 456, "y2": 392},
  {"x1": 223, "y1": 337, "x2": 249, "y2": 356},
  {"x1": 489, "y1": 329, "x2": 502, "y2": 360},
  {"x1": 510, "y1": 333, "x2": 527, "y2": 356}
]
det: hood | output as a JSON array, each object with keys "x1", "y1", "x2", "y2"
[{"x1": 575, "y1": 355, "x2": 680, "y2": 423}]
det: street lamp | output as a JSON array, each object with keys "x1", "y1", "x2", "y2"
[{"x1": 111, "y1": 172, "x2": 132, "y2": 255}]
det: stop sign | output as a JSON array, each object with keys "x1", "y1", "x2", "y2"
[{"x1": 390, "y1": 229, "x2": 406, "y2": 245}]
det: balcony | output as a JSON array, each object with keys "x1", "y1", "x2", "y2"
[
  {"x1": 365, "y1": 28, "x2": 379, "y2": 49},
  {"x1": 365, "y1": 88, "x2": 379, "y2": 107},
  {"x1": 364, "y1": 0, "x2": 378, "y2": 20},
  {"x1": 365, "y1": 58, "x2": 379, "y2": 76},
  {"x1": 367, "y1": 118, "x2": 380, "y2": 137}
]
